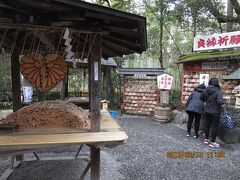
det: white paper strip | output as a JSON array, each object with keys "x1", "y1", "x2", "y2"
[
  {"x1": 63, "y1": 28, "x2": 70, "y2": 39},
  {"x1": 94, "y1": 62, "x2": 98, "y2": 81}
]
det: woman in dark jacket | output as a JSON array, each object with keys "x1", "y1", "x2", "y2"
[
  {"x1": 200, "y1": 78, "x2": 225, "y2": 148},
  {"x1": 186, "y1": 84, "x2": 206, "y2": 138}
]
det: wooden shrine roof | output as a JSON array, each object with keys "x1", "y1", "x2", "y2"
[
  {"x1": 177, "y1": 50, "x2": 240, "y2": 63},
  {"x1": 118, "y1": 68, "x2": 165, "y2": 76},
  {"x1": 0, "y1": 0, "x2": 147, "y2": 59},
  {"x1": 224, "y1": 67, "x2": 240, "y2": 80},
  {"x1": 67, "y1": 58, "x2": 117, "y2": 67}
]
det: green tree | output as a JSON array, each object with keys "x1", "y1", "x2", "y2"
[{"x1": 0, "y1": 55, "x2": 12, "y2": 101}]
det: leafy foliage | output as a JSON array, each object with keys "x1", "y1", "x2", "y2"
[
  {"x1": 0, "y1": 55, "x2": 12, "y2": 102},
  {"x1": 0, "y1": 0, "x2": 236, "y2": 110}
]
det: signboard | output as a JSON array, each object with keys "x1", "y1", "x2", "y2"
[
  {"x1": 199, "y1": 74, "x2": 209, "y2": 86},
  {"x1": 183, "y1": 61, "x2": 228, "y2": 71},
  {"x1": 134, "y1": 74, "x2": 146, "y2": 79},
  {"x1": 194, "y1": 31, "x2": 240, "y2": 51},
  {"x1": 202, "y1": 61, "x2": 228, "y2": 70},
  {"x1": 157, "y1": 74, "x2": 174, "y2": 90},
  {"x1": 23, "y1": 86, "x2": 33, "y2": 103}
]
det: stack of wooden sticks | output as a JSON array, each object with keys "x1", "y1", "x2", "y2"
[{"x1": 3, "y1": 100, "x2": 90, "y2": 128}]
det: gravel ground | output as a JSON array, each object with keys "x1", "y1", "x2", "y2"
[{"x1": 0, "y1": 115, "x2": 240, "y2": 180}]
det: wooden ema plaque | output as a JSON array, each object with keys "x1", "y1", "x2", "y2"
[{"x1": 20, "y1": 53, "x2": 68, "y2": 93}]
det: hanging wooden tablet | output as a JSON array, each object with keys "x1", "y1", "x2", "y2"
[{"x1": 20, "y1": 53, "x2": 68, "y2": 93}]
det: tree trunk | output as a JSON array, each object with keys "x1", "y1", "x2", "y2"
[
  {"x1": 191, "y1": 6, "x2": 197, "y2": 52},
  {"x1": 159, "y1": 4, "x2": 164, "y2": 68},
  {"x1": 227, "y1": 0, "x2": 234, "y2": 32}
]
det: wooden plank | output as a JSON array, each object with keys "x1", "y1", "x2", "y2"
[
  {"x1": 0, "y1": 112, "x2": 127, "y2": 157},
  {"x1": 0, "y1": 131, "x2": 127, "y2": 152}
]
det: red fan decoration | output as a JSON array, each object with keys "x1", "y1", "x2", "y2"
[{"x1": 20, "y1": 53, "x2": 68, "y2": 93}]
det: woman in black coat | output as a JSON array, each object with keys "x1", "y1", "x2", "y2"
[
  {"x1": 200, "y1": 78, "x2": 225, "y2": 148},
  {"x1": 186, "y1": 84, "x2": 206, "y2": 138}
]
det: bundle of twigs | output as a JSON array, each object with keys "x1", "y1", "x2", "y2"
[{"x1": 3, "y1": 100, "x2": 90, "y2": 128}]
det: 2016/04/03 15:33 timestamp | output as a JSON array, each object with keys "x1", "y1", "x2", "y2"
[{"x1": 167, "y1": 151, "x2": 225, "y2": 158}]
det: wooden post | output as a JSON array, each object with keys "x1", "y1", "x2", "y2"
[
  {"x1": 102, "y1": 67, "x2": 106, "y2": 100},
  {"x1": 90, "y1": 146, "x2": 100, "y2": 180},
  {"x1": 11, "y1": 51, "x2": 21, "y2": 112},
  {"x1": 106, "y1": 68, "x2": 111, "y2": 100},
  {"x1": 89, "y1": 33, "x2": 102, "y2": 132},
  {"x1": 11, "y1": 50, "x2": 23, "y2": 161},
  {"x1": 103, "y1": 67, "x2": 110, "y2": 100},
  {"x1": 121, "y1": 75, "x2": 126, "y2": 115},
  {"x1": 65, "y1": 67, "x2": 69, "y2": 98},
  {"x1": 60, "y1": 68, "x2": 68, "y2": 100},
  {"x1": 88, "y1": 33, "x2": 102, "y2": 180}
]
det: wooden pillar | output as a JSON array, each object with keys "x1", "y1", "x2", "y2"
[
  {"x1": 90, "y1": 146, "x2": 100, "y2": 180},
  {"x1": 88, "y1": 33, "x2": 102, "y2": 180},
  {"x1": 89, "y1": 33, "x2": 101, "y2": 132},
  {"x1": 102, "y1": 67, "x2": 110, "y2": 100},
  {"x1": 106, "y1": 68, "x2": 111, "y2": 100},
  {"x1": 60, "y1": 67, "x2": 68, "y2": 100},
  {"x1": 102, "y1": 67, "x2": 106, "y2": 100},
  {"x1": 11, "y1": 50, "x2": 23, "y2": 161},
  {"x1": 121, "y1": 75, "x2": 126, "y2": 115},
  {"x1": 11, "y1": 51, "x2": 21, "y2": 112},
  {"x1": 65, "y1": 67, "x2": 69, "y2": 98}
]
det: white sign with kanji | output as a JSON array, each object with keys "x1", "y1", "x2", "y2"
[
  {"x1": 193, "y1": 31, "x2": 240, "y2": 51},
  {"x1": 199, "y1": 74, "x2": 209, "y2": 86},
  {"x1": 157, "y1": 74, "x2": 174, "y2": 90}
]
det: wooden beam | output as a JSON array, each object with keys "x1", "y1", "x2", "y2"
[
  {"x1": 138, "y1": 21, "x2": 147, "y2": 51},
  {"x1": 102, "y1": 40, "x2": 135, "y2": 55},
  {"x1": 102, "y1": 46, "x2": 118, "y2": 58},
  {"x1": 88, "y1": 33, "x2": 102, "y2": 180},
  {"x1": 102, "y1": 67, "x2": 109, "y2": 100},
  {"x1": 53, "y1": 0, "x2": 146, "y2": 22},
  {"x1": 105, "y1": 68, "x2": 111, "y2": 100},
  {"x1": 104, "y1": 25, "x2": 138, "y2": 37},
  {"x1": 11, "y1": 47, "x2": 23, "y2": 161},
  {"x1": 103, "y1": 35, "x2": 142, "y2": 52},
  {"x1": 0, "y1": 23, "x2": 105, "y2": 33},
  {"x1": 0, "y1": 2, "x2": 33, "y2": 14},
  {"x1": 11, "y1": 51, "x2": 21, "y2": 112},
  {"x1": 88, "y1": 33, "x2": 102, "y2": 132},
  {"x1": 58, "y1": 12, "x2": 85, "y2": 21},
  {"x1": 51, "y1": 21, "x2": 73, "y2": 27}
]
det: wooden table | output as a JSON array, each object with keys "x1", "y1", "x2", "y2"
[{"x1": 0, "y1": 111, "x2": 127, "y2": 179}]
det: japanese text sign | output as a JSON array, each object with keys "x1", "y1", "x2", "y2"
[
  {"x1": 194, "y1": 31, "x2": 240, "y2": 51},
  {"x1": 199, "y1": 74, "x2": 209, "y2": 86},
  {"x1": 157, "y1": 74, "x2": 174, "y2": 90},
  {"x1": 201, "y1": 61, "x2": 228, "y2": 70}
]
